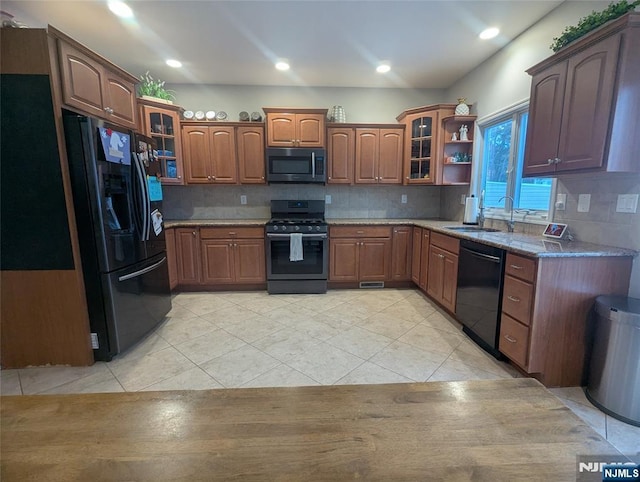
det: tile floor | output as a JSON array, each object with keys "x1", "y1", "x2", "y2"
[{"x1": 1, "y1": 289, "x2": 638, "y2": 458}]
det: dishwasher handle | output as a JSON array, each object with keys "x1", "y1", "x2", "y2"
[{"x1": 460, "y1": 246, "x2": 503, "y2": 263}]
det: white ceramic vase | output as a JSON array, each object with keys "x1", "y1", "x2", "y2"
[{"x1": 455, "y1": 98, "x2": 469, "y2": 116}]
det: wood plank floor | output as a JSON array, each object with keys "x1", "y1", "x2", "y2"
[{"x1": 0, "y1": 378, "x2": 620, "y2": 481}]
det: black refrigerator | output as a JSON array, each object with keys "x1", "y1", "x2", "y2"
[{"x1": 63, "y1": 113, "x2": 171, "y2": 361}]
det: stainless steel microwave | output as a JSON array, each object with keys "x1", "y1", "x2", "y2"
[{"x1": 266, "y1": 147, "x2": 326, "y2": 183}]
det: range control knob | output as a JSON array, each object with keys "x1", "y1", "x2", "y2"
[
  {"x1": 273, "y1": 225, "x2": 279, "y2": 231},
  {"x1": 282, "y1": 225, "x2": 287, "y2": 231},
  {"x1": 295, "y1": 226, "x2": 300, "y2": 231},
  {"x1": 307, "y1": 226, "x2": 313, "y2": 231},
  {"x1": 316, "y1": 226, "x2": 321, "y2": 231}
]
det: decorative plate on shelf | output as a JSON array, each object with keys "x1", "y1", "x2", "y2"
[
  {"x1": 183, "y1": 110, "x2": 194, "y2": 120},
  {"x1": 205, "y1": 111, "x2": 216, "y2": 120},
  {"x1": 216, "y1": 111, "x2": 227, "y2": 120},
  {"x1": 195, "y1": 111, "x2": 205, "y2": 120}
]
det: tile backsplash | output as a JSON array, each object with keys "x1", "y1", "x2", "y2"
[{"x1": 163, "y1": 184, "x2": 443, "y2": 220}]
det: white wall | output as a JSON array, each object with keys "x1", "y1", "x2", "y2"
[
  {"x1": 444, "y1": 1, "x2": 639, "y2": 298},
  {"x1": 445, "y1": 1, "x2": 611, "y2": 118},
  {"x1": 168, "y1": 84, "x2": 446, "y2": 124}
]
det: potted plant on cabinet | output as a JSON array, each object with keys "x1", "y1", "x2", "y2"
[{"x1": 137, "y1": 71, "x2": 175, "y2": 104}]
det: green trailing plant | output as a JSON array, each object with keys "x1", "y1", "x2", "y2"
[
  {"x1": 137, "y1": 71, "x2": 175, "y2": 101},
  {"x1": 550, "y1": 0, "x2": 640, "y2": 52}
]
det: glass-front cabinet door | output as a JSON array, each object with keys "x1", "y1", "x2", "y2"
[
  {"x1": 138, "y1": 100, "x2": 184, "y2": 184},
  {"x1": 409, "y1": 116, "x2": 433, "y2": 181}
]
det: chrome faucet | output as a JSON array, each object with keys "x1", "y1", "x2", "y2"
[{"x1": 499, "y1": 195, "x2": 516, "y2": 232}]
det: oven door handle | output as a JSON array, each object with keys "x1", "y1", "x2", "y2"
[
  {"x1": 311, "y1": 152, "x2": 316, "y2": 179},
  {"x1": 267, "y1": 233, "x2": 327, "y2": 239}
]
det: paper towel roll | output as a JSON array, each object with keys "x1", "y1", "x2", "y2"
[{"x1": 463, "y1": 196, "x2": 479, "y2": 224}]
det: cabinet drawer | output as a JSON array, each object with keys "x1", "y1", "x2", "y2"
[
  {"x1": 502, "y1": 275, "x2": 533, "y2": 326},
  {"x1": 330, "y1": 226, "x2": 392, "y2": 238},
  {"x1": 200, "y1": 226, "x2": 264, "y2": 239},
  {"x1": 499, "y1": 314, "x2": 529, "y2": 368},
  {"x1": 505, "y1": 253, "x2": 536, "y2": 282},
  {"x1": 430, "y1": 232, "x2": 459, "y2": 254}
]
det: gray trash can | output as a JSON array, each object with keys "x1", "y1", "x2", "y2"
[{"x1": 585, "y1": 295, "x2": 640, "y2": 426}]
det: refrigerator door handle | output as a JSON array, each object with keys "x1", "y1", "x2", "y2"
[
  {"x1": 118, "y1": 256, "x2": 167, "y2": 282},
  {"x1": 132, "y1": 152, "x2": 149, "y2": 241}
]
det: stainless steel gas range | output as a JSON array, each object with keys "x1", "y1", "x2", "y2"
[{"x1": 265, "y1": 200, "x2": 328, "y2": 294}]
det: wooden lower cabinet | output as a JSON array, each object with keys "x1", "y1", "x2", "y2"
[
  {"x1": 202, "y1": 239, "x2": 265, "y2": 284},
  {"x1": 175, "y1": 228, "x2": 201, "y2": 285},
  {"x1": 329, "y1": 226, "x2": 392, "y2": 282},
  {"x1": 165, "y1": 228, "x2": 178, "y2": 290},
  {"x1": 411, "y1": 228, "x2": 430, "y2": 291},
  {"x1": 173, "y1": 226, "x2": 265, "y2": 287},
  {"x1": 200, "y1": 227, "x2": 265, "y2": 285},
  {"x1": 391, "y1": 226, "x2": 412, "y2": 281},
  {"x1": 426, "y1": 232, "x2": 459, "y2": 313},
  {"x1": 498, "y1": 252, "x2": 632, "y2": 387}
]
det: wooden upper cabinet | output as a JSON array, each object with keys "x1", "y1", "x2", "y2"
[
  {"x1": 396, "y1": 104, "x2": 455, "y2": 185},
  {"x1": 327, "y1": 127, "x2": 354, "y2": 184},
  {"x1": 209, "y1": 127, "x2": 238, "y2": 183},
  {"x1": 378, "y1": 129, "x2": 403, "y2": 183},
  {"x1": 524, "y1": 63, "x2": 567, "y2": 175},
  {"x1": 236, "y1": 126, "x2": 266, "y2": 184},
  {"x1": 138, "y1": 100, "x2": 185, "y2": 185},
  {"x1": 182, "y1": 124, "x2": 248, "y2": 184},
  {"x1": 354, "y1": 127, "x2": 403, "y2": 184},
  {"x1": 55, "y1": 31, "x2": 137, "y2": 129},
  {"x1": 183, "y1": 126, "x2": 211, "y2": 183},
  {"x1": 264, "y1": 108, "x2": 327, "y2": 147},
  {"x1": 524, "y1": 12, "x2": 640, "y2": 175}
]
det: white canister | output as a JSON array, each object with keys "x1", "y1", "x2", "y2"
[{"x1": 463, "y1": 195, "x2": 479, "y2": 225}]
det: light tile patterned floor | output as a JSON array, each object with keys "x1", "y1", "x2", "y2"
[{"x1": 1, "y1": 289, "x2": 638, "y2": 458}]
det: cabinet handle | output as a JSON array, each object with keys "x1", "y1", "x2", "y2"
[
  {"x1": 228, "y1": 232, "x2": 236, "y2": 236},
  {"x1": 510, "y1": 264, "x2": 523, "y2": 270},
  {"x1": 547, "y1": 158, "x2": 554, "y2": 165},
  {"x1": 437, "y1": 253, "x2": 445, "y2": 259},
  {"x1": 356, "y1": 230, "x2": 364, "y2": 234},
  {"x1": 507, "y1": 295, "x2": 521, "y2": 303},
  {"x1": 504, "y1": 334, "x2": 517, "y2": 343},
  {"x1": 554, "y1": 158, "x2": 561, "y2": 164},
  {"x1": 104, "y1": 107, "x2": 114, "y2": 115}
]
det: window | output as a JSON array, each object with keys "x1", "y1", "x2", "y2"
[{"x1": 479, "y1": 104, "x2": 553, "y2": 221}]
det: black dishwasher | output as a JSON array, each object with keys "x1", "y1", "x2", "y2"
[{"x1": 455, "y1": 240, "x2": 506, "y2": 359}]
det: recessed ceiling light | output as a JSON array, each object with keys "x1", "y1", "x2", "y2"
[
  {"x1": 376, "y1": 63, "x2": 391, "y2": 74},
  {"x1": 479, "y1": 27, "x2": 500, "y2": 40},
  {"x1": 166, "y1": 59, "x2": 182, "y2": 68},
  {"x1": 275, "y1": 60, "x2": 290, "y2": 71},
  {"x1": 108, "y1": 1, "x2": 133, "y2": 18}
]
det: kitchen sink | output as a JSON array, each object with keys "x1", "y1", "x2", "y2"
[{"x1": 445, "y1": 226, "x2": 501, "y2": 233}]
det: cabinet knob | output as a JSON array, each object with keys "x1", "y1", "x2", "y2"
[
  {"x1": 192, "y1": 231, "x2": 196, "y2": 236},
  {"x1": 547, "y1": 158, "x2": 554, "y2": 165},
  {"x1": 261, "y1": 176, "x2": 265, "y2": 180},
  {"x1": 104, "y1": 107, "x2": 114, "y2": 115},
  {"x1": 178, "y1": 175, "x2": 182, "y2": 179},
  {"x1": 554, "y1": 157, "x2": 562, "y2": 164}
]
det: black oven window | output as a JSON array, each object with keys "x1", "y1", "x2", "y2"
[{"x1": 270, "y1": 239, "x2": 324, "y2": 275}]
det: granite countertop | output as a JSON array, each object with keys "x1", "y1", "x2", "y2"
[{"x1": 164, "y1": 218, "x2": 637, "y2": 258}]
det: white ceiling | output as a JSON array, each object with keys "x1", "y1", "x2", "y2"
[{"x1": 4, "y1": 0, "x2": 562, "y2": 89}]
